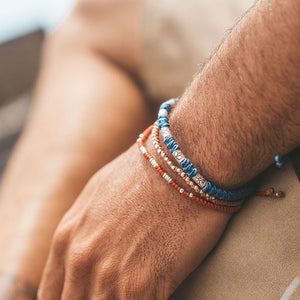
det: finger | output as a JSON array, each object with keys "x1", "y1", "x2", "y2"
[
  {"x1": 60, "y1": 277, "x2": 88, "y2": 300},
  {"x1": 37, "y1": 250, "x2": 65, "y2": 299},
  {"x1": 60, "y1": 242, "x2": 97, "y2": 300}
]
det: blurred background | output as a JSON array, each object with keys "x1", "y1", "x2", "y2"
[{"x1": 0, "y1": 0, "x2": 76, "y2": 176}]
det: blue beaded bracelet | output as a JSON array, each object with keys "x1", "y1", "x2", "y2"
[
  {"x1": 158, "y1": 98, "x2": 256, "y2": 201},
  {"x1": 275, "y1": 155, "x2": 284, "y2": 168}
]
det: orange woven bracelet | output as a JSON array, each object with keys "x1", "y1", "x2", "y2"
[{"x1": 137, "y1": 124, "x2": 241, "y2": 213}]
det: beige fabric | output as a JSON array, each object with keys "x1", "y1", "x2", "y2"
[
  {"x1": 0, "y1": 92, "x2": 31, "y2": 140},
  {"x1": 142, "y1": 2, "x2": 300, "y2": 299},
  {"x1": 142, "y1": 0, "x2": 253, "y2": 102},
  {"x1": 172, "y1": 161, "x2": 300, "y2": 299}
]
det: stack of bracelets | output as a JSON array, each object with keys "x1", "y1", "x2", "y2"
[{"x1": 137, "y1": 98, "x2": 284, "y2": 213}]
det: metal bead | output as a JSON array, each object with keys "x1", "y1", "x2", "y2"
[
  {"x1": 161, "y1": 127, "x2": 171, "y2": 138},
  {"x1": 149, "y1": 158, "x2": 158, "y2": 167},
  {"x1": 163, "y1": 173, "x2": 171, "y2": 182},
  {"x1": 179, "y1": 188, "x2": 184, "y2": 193},
  {"x1": 140, "y1": 146, "x2": 146, "y2": 154},
  {"x1": 275, "y1": 191, "x2": 284, "y2": 198},
  {"x1": 172, "y1": 150, "x2": 185, "y2": 163},
  {"x1": 158, "y1": 109, "x2": 169, "y2": 116}
]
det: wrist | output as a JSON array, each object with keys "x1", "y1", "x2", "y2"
[
  {"x1": 169, "y1": 95, "x2": 245, "y2": 190},
  {"x1": 142, "y1": 123, "x2": 239, "y2": 213}
]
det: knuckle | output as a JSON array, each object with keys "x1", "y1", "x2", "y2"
[
  {"x1": 93, "y1": 258, "x2": 120, "y2": 295},
  {"x1": 97, "y1": 259, "x2": 118, "y2": 285},
  {"x1": 52, "y1": 226, "x2": 71, "y2": 255},
  {"x1": 67, "y1": 244, "x2": 94, "y2": 276},
  {"x1": 36, "y1": 287, "x2": 43, "y2": 300},
  {"x1": 118, "y1": 275, "x2": 148, "y2": 299}
]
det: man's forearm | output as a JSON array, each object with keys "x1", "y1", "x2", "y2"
[{"x1": 171, "y1": 0, "x2": 300, "y2": 189}]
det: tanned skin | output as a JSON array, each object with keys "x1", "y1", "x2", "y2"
[
  {"x1": 37, "y1": 0, "x2": 299, "y2": 299},
  {"x1": 172, "y1": 0, "x2": 300, "y2": 188},
  {"x1": 0, "y1": 0, "x2": 299, "y2": 299}
]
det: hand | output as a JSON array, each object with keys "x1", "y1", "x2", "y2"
[{"x1": 38, "y1": 141, "x2": 230, "y2": 299}]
